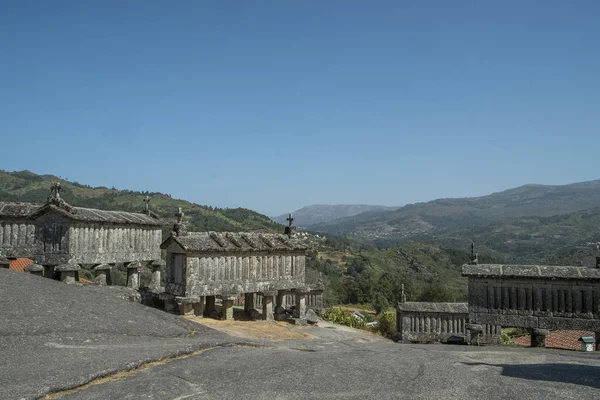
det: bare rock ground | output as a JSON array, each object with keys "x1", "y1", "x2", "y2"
[{"x1": 2, "y1": 268, "x2": 600, "y2": 400}]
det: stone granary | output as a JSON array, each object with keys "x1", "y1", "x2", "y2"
[
  {"x1": 0, "y1": 183, "x2": 163, "y2": 285},
  {"x1": 462, "y1": 263, "x2": 600, "y2": 348},
  {"x1": 160, "y1": 212, "x2": 310, "y2": 322}
]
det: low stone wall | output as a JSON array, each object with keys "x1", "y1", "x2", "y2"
[
  {"x1": 397, "y1": 302, "x2": 501, "y2": 344},
  {"x1": 397, "y1": 302, "x2": 469, "y2": 343}
]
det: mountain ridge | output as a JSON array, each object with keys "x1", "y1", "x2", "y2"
[
  {"x1": 310, "y1": 179, "x2": 600, "y2": 237},
  {"x1": 272, "y1": 204, "x2": 399, "y2": 226}
]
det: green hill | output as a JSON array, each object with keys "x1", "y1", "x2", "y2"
[{"x1": 0, "y1": 169, "x2": 281, "y2": 234}]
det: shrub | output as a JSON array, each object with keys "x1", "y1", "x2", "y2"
[
  {"x1": 322, "y1": 308, "x2": 366, "y2": 329},
  {"x1": 377, "y1": 309, "x2": 397, "y2": 339}
]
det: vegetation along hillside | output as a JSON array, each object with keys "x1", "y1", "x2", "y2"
[
  {"x1": 308, "y1": 236, "x2": 489, "y2": 310},
  {"x1": 0, "y1": 170, "x2": 281, "y2": 234}
]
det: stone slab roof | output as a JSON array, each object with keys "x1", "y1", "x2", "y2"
[
  {"x1": 397, "y1": 302, "x2": 468, "y2": 313},
  {"x1": 0, "y1": 201, "x2": 162, "y2": 226},
  {"x1": 462, "y1": 264, "x2": 600, "y2": 279},
  {"x1": 0, "y1": 202, "x2": 41, "y2": 218},
  {"x1": 162, "y1": 231, "x2": 307, "y2": 253}
]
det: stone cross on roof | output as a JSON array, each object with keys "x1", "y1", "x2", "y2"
[
  {"x1": 287, "y1": 213, "x2": 294, "y2": 227},
  {"x1": 401, "y1": 283, "x2": 407, "y2": 303},
  {"x1": 143, "y1": 196, "x2": 150, "y2": 212},
  {"x1": 175, "y1": 207, "x2": 184, "y2": 224},
  {"x1": 469, "y1": 241, "x2": 478, "y2": 265},
  {"x1": 48, "y1": 182, "x2": 61, "y2": 202}
]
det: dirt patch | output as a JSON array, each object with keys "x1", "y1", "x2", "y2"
[{"x1": 185, "y1": 317, "x2": 314, "y2": 341}]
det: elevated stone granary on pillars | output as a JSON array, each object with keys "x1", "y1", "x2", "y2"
[
  {"x1": 0, "y1": 183, "x2": 163, "y2": 283},
  {"x1": 160, "y1": 210, "x2": 310, "y2": 321}
]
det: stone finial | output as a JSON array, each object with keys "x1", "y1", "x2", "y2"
[
  {"x1": 173, "y1": 207, "x2": 188, "y2": 237},
  {"x1": 284, "y1": 213, "x2": 295, "y2": 237},
  {"x1": 400, "y1": 283, "x2": 407, "y2": 303},
  {"x1": 469, "y1": 241, "x2": 478, "y2": 265},
  {"x1": 143, "y1": 195, "x2": 151, "y2": 213},
  {"x1": 48, "y1": 182, "x2": 61, "y2": 202},
  {"x1": 46, "y1": 182, "x2": 75, "y2": 213},
  {"x1": 176, "y1": 207, "x2": 184, "y2": 223}
]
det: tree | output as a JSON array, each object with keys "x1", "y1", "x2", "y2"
[
  {"x1": 372, "y1": 292, "x2": 390, "y2": 315},
  {"x1": 418, "y1": 284, "x2": 454, "y2": 302}
]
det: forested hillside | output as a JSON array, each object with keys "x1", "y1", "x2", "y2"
[
  {"x1": 308, "y1": 238, "x2": 487, "y2": 309},
  {"x1": 0, "y1": 170, "x2": 281, "y2": 233}
]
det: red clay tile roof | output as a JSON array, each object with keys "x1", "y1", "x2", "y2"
[
  {"x1": 512, "y1": 330, "x2": 594, "y2": 351},
  {"x1": 9, "y1": 258, "x2": 34, "y2": 272}
]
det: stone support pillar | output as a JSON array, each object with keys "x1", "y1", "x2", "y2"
[
  {"x1": 56, "y1": 263, "x2": 81, "y2": 284},
  {"x1": 275, "y1": 291, "x2": 288, "y2": 321},
  {"x1": 178, "y1": 303, "x2": 193, "y2": 315},
  {"x1": 204, "y1": 296, "x2": 216, "y2": 317},
  {"x1": 293, "y1": 287, "x2": 310, "y2": 322},
  {"x1": 149, "y1": 259, "x2": 165, "y2": 292},
  {"x1": 43, "y1": 265, "x2": 56, "y2": 279},
  {"x1": 466, "y1": 324, "x2": 483, "y2": 346},
  {"x1": 176, "y1": 297, "x2": 199, "y2": 316},
  {"x1": 220, "y1": 294, "x2": 236, "y2": 321},
  {"x1": 261, "y1": 291, "x2": 278, "y2": 321},
  {"x1": 531, "y1": 328, "x2": 549, "y2": 348},
  {"x1": 24, "y1": 263, "x2": 44, "y2": 277},
  {"x1": 94, "y1": 264, "x2": 112, "y2": 286},
  {"x1": 244, "y1": 293, "x2": 255, "y2": 315},
  {"x1": 193, "y1": 296, "x2": 205, "y2": 317},
  {"x1": 595, "y1": 332, "x2": 600, "y2": 351},
  {"x1": 159, "y1": 293, "x2": 177, "y2": 313},
  {"x1": 126, "y1": 261, "x2": 140, "y2": 290}
]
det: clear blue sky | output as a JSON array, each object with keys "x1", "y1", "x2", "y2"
[{"x1": 1, "y1": 1, "x2": 599, "y2": 216}]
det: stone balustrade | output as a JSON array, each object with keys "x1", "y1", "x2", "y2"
[{"x1": 396, "y1": 302, "x2": 501, "y2": 344}]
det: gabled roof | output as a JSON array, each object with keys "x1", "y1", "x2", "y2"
[
  {"x1": 161, "y1": 231, "x2": 307, "y2": 253},
  {"x1": 398, "y1": 302, "x2": 468, "y2": 313},
  {"x1": 32, "y1": 204, "x2": 163, "y2": 226},
  {"x1": 0, "y1": 201, "x2": 162, "y2": 226},
  {"x1": 462, "y1": 264, "x2": 600, "y2": 279},
  {"x1": 0, "y1": 202, "x2": 42, "y2": 218}
]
